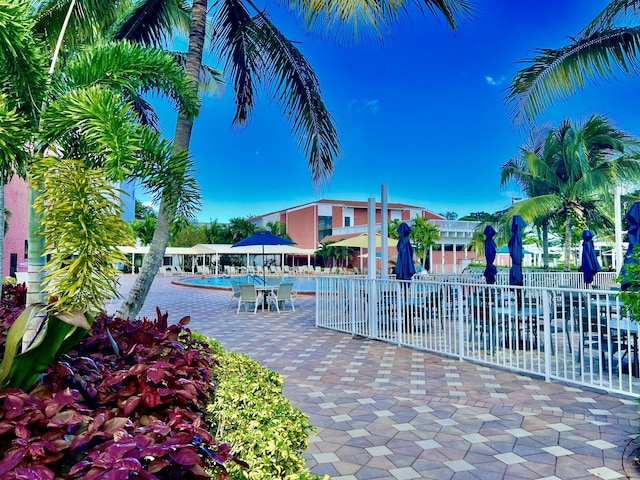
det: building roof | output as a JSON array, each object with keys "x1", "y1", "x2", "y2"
[{"x1": 250, "y1": 198, "x2": 443, "y2": 220}]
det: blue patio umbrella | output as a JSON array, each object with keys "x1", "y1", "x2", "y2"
[
  {"x1": 579, "y1": 229, "x2": 600, "y2": 286},
  {"x1": 483, "y1": 225, "x2": 497, "y2": 284},
  {"x1": 508, "y1": 215, "x2": 527, "y2": 286},
  {"x1": 621, "y1": 201, "x2": 640, "y2": 291},
  {"x1": 395, "y1": 223, "x2": 415, "y2": 280},
  {"x1": 232, "y1": 230, "x2": 296, "y2": 285}
]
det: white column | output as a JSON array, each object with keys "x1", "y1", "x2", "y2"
[
  {"x1": 368, "y1": 197, "x2": 376, "y2": 279},
  {"x1": 615, "y1": 185, "x2": 623, "y2": 270},
  {"x1": 381, "y1": 184, "x2": 389, "y2": 277},
  {"x1": 453, "y1": 241, "x2": 458, "y2": 273}
]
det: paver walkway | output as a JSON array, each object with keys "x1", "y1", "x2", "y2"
[{"x1": 105, "y1": 275, "x2": 640, "y2": 479}]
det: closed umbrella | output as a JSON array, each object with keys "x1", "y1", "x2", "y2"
[
  {"x1": 579, "y1": 229, "x2": 600, "y2": 286},
  {"x1": 508, "y1": 215, "x2": 527, "y2": 286},
  {"x1": 395, "y1": 223, "x2": 415, "y2": 280},
  {"x1": 232, "y1": 231, "x2": 296, "y2": 286},
  {"x1": 621, "y1": 201, "x2": 640, "y2": 291},
  {"x1": 483, "y1": 225, "x2": 497, "y2": 284}
]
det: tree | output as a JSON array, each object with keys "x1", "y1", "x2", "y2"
[
  {"x1": 203, "y1": 220, "x2": 232, "y2": 244},
  {"x1": 501, "y1": 124, "x2": 556, "y2": 268},
  {"x1": 410, "y1": 215, "x2": 440, "y2": 271},
  {"x1": 115, "y1": 0, "x2": 474, "y2": 320},
  {"x1": 266, "y1": 220, "x2": 290, "y2": 239},
  {"x1": 228, "y1": 217, "x2": 256, "y2": 243},
  {"x1": 135, "y1": 199, "x2": 157, "y2": 219},
  {"x1": 459, "y1": 211, "x2": 494, "y2": 222},
  {"x1": 0, "y1": 1, "x2": 200, "y2": 307},
  {"x1": 502, "y1": 115, "x2": 640, "y2": 270},
  {"x1": 439, "y1": 211, "x2": 458, "y2": 220},
  {"x1": 507, "y1": 1, "x2": 640, "y2": 124}
]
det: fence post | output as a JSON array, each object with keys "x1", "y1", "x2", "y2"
[
  {"x1": 543, "y1": 290, "x2": 551, "y2": 382},
  {"x1": 458, "y1": 284, "x2": 465, "y2": 360}
]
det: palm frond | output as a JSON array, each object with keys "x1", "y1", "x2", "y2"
[
  {"x1": 0, "y1": 0, "x2": 47, "y2": 123},
  {"x1": 507, "y1": 26, "x2": 640, "y2": 124},
  {"x1": 247, "y1": 14, "x2": 341, "y2": 184},
  {"x1": 210, "y1": 0, "x2": 259, "y2": 124},
  {"x1": 172, "y1": 51, "x2": 224, "y2": 96},
  {"x1": 0, "y1": 93, "x2": 31, "y2": 181},
  {"x1": 283, "y1": 0, "x2": 473, "y2": 44},
  {"x1": 110, "y1": 0, "x2": 191, "y2": 47},
  {"x1": 32, "y1": 0, "x2": 129, "y2": 50},
  {"x1": 40, "y1": 85, "x2": 143, "y2": 181},
  {"x1": 60, "y1": 41, "x2": 201, "y2": 120},
  {"x1": 582, "y1": 0, "x2": 640, "y2": 35},
  {"x1": 132, "y1": 129, "x2": 201, "y2": 221}
]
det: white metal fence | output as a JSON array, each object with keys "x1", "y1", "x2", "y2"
[
  {"x1": 422, "y1": 271, "x2": 619, "y2": 290},
  {"x1": 316, "y1": 275, "x2": 639, "y2": 398}
]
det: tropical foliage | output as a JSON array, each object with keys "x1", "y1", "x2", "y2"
[
  {"x1": 501, "y1": 115, "x2": 640, "y2": 270},
  {"x1": 507, "y1": 1, "x2": 640, "y2": 123},
  {"x1": 118, "y1": 0, "x2": 475, "y2": 320}
]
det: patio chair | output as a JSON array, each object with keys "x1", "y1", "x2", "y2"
[
  {"x1": 267, "y1": 282, "x2": 295, "y2": 313},
  {"x1": 237, "y1": 284, "x2": 264, "y2": 314},
  {"x1": 228, "y1": 279, "x2": 241, "y2": 308}
]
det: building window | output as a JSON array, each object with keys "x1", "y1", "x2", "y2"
[
  {"x1": 318, "y1": 216, "x2": 332, "y2": 241},
  {"x1": 24, "y1": 240, "x2": 28, "y2": 260},
  {"x1": 344, "y1": 217, "x2": 351, "y2": 227}
]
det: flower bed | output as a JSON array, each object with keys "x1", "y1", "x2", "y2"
[{"x1": 0, "y1": 283, "x2": 324, "y2": 479}]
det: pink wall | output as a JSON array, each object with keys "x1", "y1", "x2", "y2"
[{"x1": 4, "y1": 176, "x2": 29, "y2": 276}]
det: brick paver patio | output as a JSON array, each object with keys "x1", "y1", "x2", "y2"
[{"x1": 105, "y1": 275, "x2": 640, "y2": 480}]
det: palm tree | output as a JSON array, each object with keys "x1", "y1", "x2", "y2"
[
  {"x1": 501, "y1": 124, "x2": 556, "y2": 268},
  {"x1": 0, "y1": 1, "x2": 200, "y2": 307},
  {"x1": 502, "y1": 115, "x2": 640, "y2": 270},
  {"x1": 228, "y1": 217, "x2": 257, "y2": 243},
  {"x1": 115, "y1": 0, "x2": 474, "y2": 319},
  {"x1": 410, "y1": 215, "x2": 440, "y2": 271},
  {"x1": 507, "y1": 1, "x2": 640, "y2": 124}
]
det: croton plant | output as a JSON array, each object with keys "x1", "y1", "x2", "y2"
[{"x1": 0, "y1": 283, "x2": 245, "y2": 479}]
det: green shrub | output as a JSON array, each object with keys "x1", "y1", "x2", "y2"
[{"x1": 206, "y1": 350, "x2": 326, "y2": 480}]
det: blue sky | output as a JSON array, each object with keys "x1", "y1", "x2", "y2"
[{"x1": 146, "y1": 0, "x2": 639, "y2": 223}]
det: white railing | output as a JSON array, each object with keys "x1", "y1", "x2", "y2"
[
  {"x1": 316, "y1": 276, "x2": 639, "y2": 398},
  {"x1": 423, "y1": 271, "x2": 619, "y2": 290}
]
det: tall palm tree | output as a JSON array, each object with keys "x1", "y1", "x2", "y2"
[
  {"x1": 501, "y1": 124, "x2": 556, "y2": 268},
  {"x1": 502, "y1": 115, "x2": 640, "y2": 270},
  {"x1": 115, "y1": 0, "x2": 474, "y2": 319},
  {"x1": 507, "y1": 1, "x2": 640, "y2": 124}
]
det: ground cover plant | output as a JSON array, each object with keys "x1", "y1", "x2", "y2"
[{"x1": 0, "y1": 283, "x2": 324, "y2": 479}]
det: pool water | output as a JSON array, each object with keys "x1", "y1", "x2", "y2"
[{"x1": 177, "y1": 275, "x2": 317, "y2": 293}]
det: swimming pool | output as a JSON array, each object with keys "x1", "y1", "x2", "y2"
[{"x1": 174, "y1": 275, "x2": 317, "y2": 294}]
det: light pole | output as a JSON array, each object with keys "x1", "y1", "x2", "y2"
[{"x1": 511, "y1": 197, "x2": 522, "y2": 205}]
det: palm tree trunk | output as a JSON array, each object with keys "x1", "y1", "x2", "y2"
[
  {"x1": 564, "y1": 218, "x2": 572, "y2": 272},
  {"x1": 542, "y1": 221, "x2": 549, "y2": 269},
  {"x1": 27, "y1": 187, "x2": 46, "y2": 304},
  {"x1": 117, "y1": 0, "x2": 207, "y2": 320}
]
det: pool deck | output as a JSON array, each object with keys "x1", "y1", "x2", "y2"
[{"x1": 106, "y1": 275, "x2": 640, "y2": 480}]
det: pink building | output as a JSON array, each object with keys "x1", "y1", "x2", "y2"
[
  {"x1": 251, "y1": 199, "x2": 480, "y2": 273},
  {"x1": 4, "y1": 176, "x2": 29, "y2": 277},
  {"x1": 251, "y1": 199, "x2": 443, "y2": 250}
]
